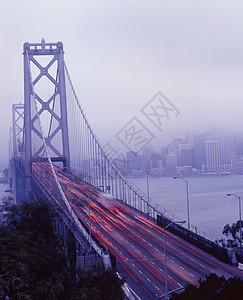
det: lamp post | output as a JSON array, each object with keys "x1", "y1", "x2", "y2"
[
  {"x1": 226, "y1": 193, "x2": 242, "y2": 258},
  {"x1": 164, "y1": 220, "x2": 186, "y2": 299},
  {"x1": 173, "y1": 176, "x2": 190, "y2": 230},
  {"x1": 145, "y1": 170, "x2": 151, "y2": 215},
  {"x1": 145, "y1": 170, "x2": 150, "y2": 202}
]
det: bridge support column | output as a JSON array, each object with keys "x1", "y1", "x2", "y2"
[
  {"x1": 67, "y1": 229, "x2": 77, "y2": 279},
  {"x1": 11, "y1": 161, "x2": 17, "y2": 203},
  {"x1": 11, "y1": 162, "x2": 26, "y2": 203}
]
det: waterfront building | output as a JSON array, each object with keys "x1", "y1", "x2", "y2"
[
  {"x1": 142, "y1": 146, "x2": 153, "y2": 171},
  {"x1": 211, "y1": 127, "x2": 230, "y2": 167},
  {"x1": 204, "y1": 128, "x2": 230, "y2": 173},
  {"x1": 233, "y1": 132, "x2": 243, "y2": 158},
  {"x1": 167, "y1": 138, "x2": 186, "y2": 165},
  {"x1": 151, "y1": 152, "x2": 162, "y2": 169},
  {"x1": 178, "y1": 144, "x2": 194, "y2": 167},
  {"x1": 126, "y1": 151, "x2": 142, "y2": 173},
  {"x1": 194, "y1": 133, "x2": 206, "y2": 171},
  {"x1": 205, "y1": 140, "x2": 220, "y2": 172}
]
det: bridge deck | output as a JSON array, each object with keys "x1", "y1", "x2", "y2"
[{"x1": 33, "y1": 164, "x2": 243, "y2": 300}]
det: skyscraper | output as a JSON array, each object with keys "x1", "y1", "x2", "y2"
[
  {"x1": 205, "y1": 128, "x2": 230, "y2": 172},
  {"x1": 142, "y1": 146, "x2": 153, "y2": 171},
  {"x1": 178, "y1": 144, "x2": 194, "y2": 167},
  {"x1": 194, "y1": 133, "x2": 206, "y2": 170},
  {"x1": 205, "y1": 140, "x2": 220, "y2": 172},
  {"x1": 211, "y1": 127, "x2": 230, "y2": 167}
]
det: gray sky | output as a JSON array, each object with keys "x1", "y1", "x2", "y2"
[{"x1": 1, "y1": 0, "x2": 243, "y2": 165}]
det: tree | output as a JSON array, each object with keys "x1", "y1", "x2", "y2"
[
  {"x1": 169, "y1": 273, "x2": 243, "y2": 300},
  {"x1": 0, "y1": 199, "x2": 124, "y2": 299},
  {"x1": 222, "y1": 220, "x2": 243, "y2": 248},
  {"x1": 68, "y1": 269, "x2": 124, "y2": 300},
  {"x1": 0, "y1": 199, "x2": 68, "y2": 299}
]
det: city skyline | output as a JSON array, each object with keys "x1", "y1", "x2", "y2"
[{"x1": 112, "y1": 126, "x2": 243, "y2": 177}]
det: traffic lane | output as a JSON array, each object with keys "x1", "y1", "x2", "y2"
[
  {"x1": 71, "y1": 193, "x2": 198, "y2": 296},
  {"x1": 32, "y1": 166, "x2": 190, "y2": 291},
  {"x1": 64, "y1": 180, "x2": 219, "y2": 287},
  {"x1": 151, "y1": 228, "x2": 242, "y2": 281},
  {"x1": 53, "y1": 171, "x2": 243, "y2": 290},
  {"x1": 59, "y1": 173, "x2": 243, "y2": 281},
  {"x1": 120, "y1": 209, "x2": 243, "y2": 280},
  {"x1": 88, "y1": 197, "x2": 242, "y2": 284},
  {"x1": 74, "y1": 192, "x2": 195, "y2": 285},
  {"x1": 71, "y1": 196, "x2": 182, "y2": 297},
  {"x1": 95, "y1": 206, "x2": 203, "y2": 285},
  {"x1": 87, "y1": 214, "x2": 161, "y2": 299},
  {"x1": 164, "y1": 232, "x2": 243, "y2": 279},
  {"x1": 74, "y1": 201, "x2": 175, "y2": 291}
]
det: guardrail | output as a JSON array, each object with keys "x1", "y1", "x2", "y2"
[{"x1": 157, "y1": 214, "x2": 230, "y2": 265}]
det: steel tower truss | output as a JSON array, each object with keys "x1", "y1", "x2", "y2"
[
  {"x1": 12, "y1": 104, "x2": 24, "y2": 157},
  {"x1": 23, "y1": 40, "x2": 70, "y2": 194}
]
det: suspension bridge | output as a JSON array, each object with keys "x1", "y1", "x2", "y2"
[{"x1": 9, "y1": 40, "x2": 243, "y2": 300}]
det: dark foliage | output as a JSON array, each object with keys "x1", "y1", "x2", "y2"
[
  {"x1": 0, "y1": 200, "x2": 68, "y2": 299},
  {"x1": 217, "y1": 220, "x2": 243, "y2": 248},
  {"x1": 69, "y1": 269, "x2": 124, "y2": 300},
  {"x1": 0, "y1": 199, "x2": 124, "y2": 300},
  {"x1": 170, "y1": 273, "x2": 243, "y2": 300}
]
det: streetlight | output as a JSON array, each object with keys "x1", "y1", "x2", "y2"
[
  {"x1": 145, "y1": 170, "x2": 150, "y2": 201},
  {"x1": 226, "y1": 193, "x2": 242, "y2": 258},
  {"x1": 173, "y1": 176, "x2": 190, "y2": 230},
  {"x1": 145, "y1": 170, "x2": 151, "y2": 216},
  {"x1": 163, "y1": 220, "x2": 186, "y2": 300}
]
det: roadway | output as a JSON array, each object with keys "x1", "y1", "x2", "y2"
[{"x1": 32, "y1": 163, "x2": 243, "y2": 300}]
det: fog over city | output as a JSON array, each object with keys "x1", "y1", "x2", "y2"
[{"x1": 1, "y1": 0, "x2": 243, "y2": 166}]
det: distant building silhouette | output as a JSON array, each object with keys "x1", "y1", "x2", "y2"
[
  {"x1": 178, "y1": 144, "x2": 193, "y2": 167},
  {"x1": 205, "y1": 140, "x2": 220, "y2": 172},
  {"x1": 194, "y1": 133, "x2": 206, "y2": 170},
  {"x1": 123, "y1": 127, "x2": 234, "y2": 176},
  {"x1": 126, "y1": 151, "x2": 142, "y2": 173},
  {"x1": 205, "y1": 128, "x2": 230, "y2": 173}
]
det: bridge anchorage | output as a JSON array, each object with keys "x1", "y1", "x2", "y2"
[{"x1": 9, "y1": 40, "x2": 242, "y2": 299}]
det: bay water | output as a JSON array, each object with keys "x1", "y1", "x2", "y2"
[{"x1": 130, "y1": 175, "x2": 243, "y2": 241}]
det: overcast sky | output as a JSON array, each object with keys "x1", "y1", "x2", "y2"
[{"x1": 1, "y1": 0, "x2": 243, "y2": 166}]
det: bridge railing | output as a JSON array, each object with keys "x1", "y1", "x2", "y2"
[{"x1": 157, "y1": 214, "x2": 231, "y2": 264}]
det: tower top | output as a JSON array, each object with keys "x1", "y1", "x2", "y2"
[{"x1": 23, "y1": 40, "x2": 64, "y2": 55}]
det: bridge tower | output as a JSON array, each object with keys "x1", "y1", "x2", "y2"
[
  {"x1": 12, "y1": 104, "x2": 24, "y2": 157},
  {"x1": 23, "y1": 39, "x2": 70, "y2": 196},
  {"x1": 11, "y1": 104, "x2": 25, "y2": 203}
]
